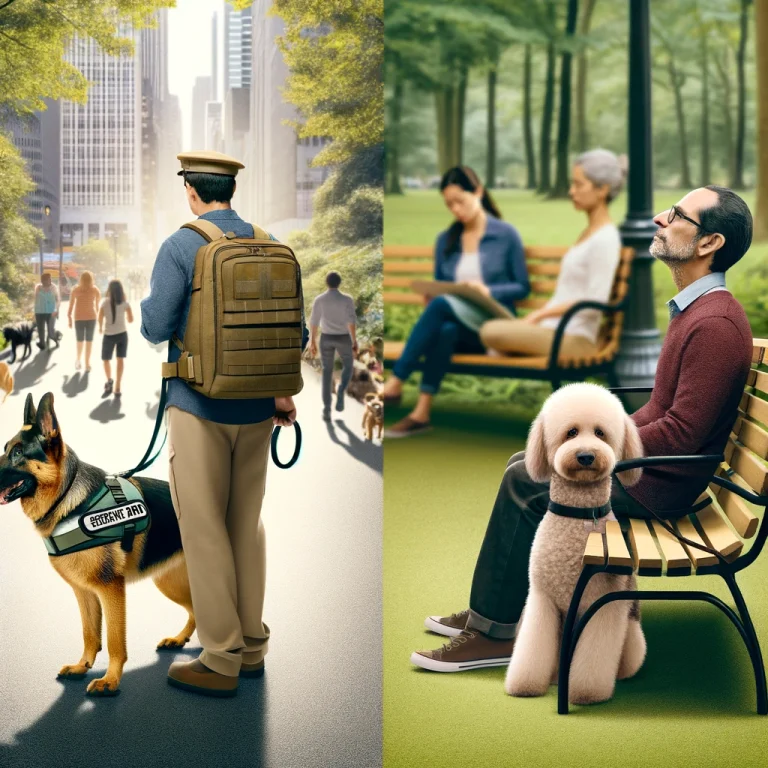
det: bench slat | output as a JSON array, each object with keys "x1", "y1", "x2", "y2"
[
  {"x1": 516, "y1": 298, "x2": 549, "y2": 310},
  {"x1": 628, "y1": 519, "x2": 662, "y2": 571},
  {"x1": 530, "y1": 279, "x2": 558, "y2": 294},
  {"x1": 733, "y1": 415, "x2": 768, "y2": 458},
  {"x1": 383, "y1": 292, "x2": 423, "y2": 306},
  {"x1": 694, "y1": 505, "x2": 743, "y2": 559},
  {"x1": 650, "y1": 521, "x2": 692, "y2": 572},
  {"x1": 724, "y1": 438, "x2": 768, "y2": 495},
  {"x1": 740, "y1": 392, "x2": 768, "y2": 427},
  {"x1": 746, "y1": 368, "x2": 768, "y2": 396},
  {"x1": 713, "y1": 464, "x2": 760, "y2": 538},
  {"x1": 675, "y1": 515, "x2": 719, "y2": 567},
  {"x1": 383, "y1": 245, "x2": 433, "y2": 258},
  {"x1": 526, "y1": 263, "x2": 562, "y2": 277},
  {"x1": 605, "y1": 521, "x2": 632, "y2": 566},
  {"x1": 383, "y1": 262, "x2": 434, "y2": 274},
  {"x1": 752, "y1": 340, "x2": 768, "y2": 364},
  {"x1": 583, "y1": 531, "x2": 606, "y2": 565}
]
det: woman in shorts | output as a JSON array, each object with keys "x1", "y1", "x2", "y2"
[
  {"x1": 98, "y1": 279, "x2": 133, "y2": 398},
  {"x1": 67, "y1": 270, "x2": 101, "y2": 371}
]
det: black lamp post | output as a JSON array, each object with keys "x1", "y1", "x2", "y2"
[
  {"x1": 39, "y1": 204, "x2": 51, "y2": 277},
  {"x1": 616, "y1": 0, "x2": 662, "y2": 409}
]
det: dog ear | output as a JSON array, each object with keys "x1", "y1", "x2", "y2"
[
  {"x1": 616, "y1": 414, "x2": 644, "y2": 487},
  {"x1": 24, "y1": 393, "x2": 37, "y2": 425},
  {"x1": 36, "y1": 393, "x2": 61, "y2": 443},
  {"x1": 525, "y1": 414, "x2": 551, "y2": 483}
]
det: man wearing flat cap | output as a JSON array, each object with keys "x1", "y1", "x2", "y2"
[{"x1": 140, "y1": 150, "x2": 302, "y2": 697}]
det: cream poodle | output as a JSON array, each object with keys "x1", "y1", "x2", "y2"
[{"x1": 504, "y1": 382, "x2": 647, "y2": 705}]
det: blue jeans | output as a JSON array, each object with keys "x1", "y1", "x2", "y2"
[{"x1": 392, "y1": 296, "x2": 485, "y2": 394}]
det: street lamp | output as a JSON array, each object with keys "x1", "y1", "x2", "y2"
[{"x1": 39, "y1": 204, "x2": 51, "y2": 277}]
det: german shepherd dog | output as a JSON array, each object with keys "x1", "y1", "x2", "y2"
[
  {"x1": 2, "y1": 321, "x2": 36, "y2": 364},
  {"x1": 0, "y1": 392, "x2": 195, "y2": 696}
]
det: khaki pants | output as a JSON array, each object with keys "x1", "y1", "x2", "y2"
[
  {"x1": 167, "y1": 406, "x2": 273, "y2": 677},
  {"x1": 479, "y1": 318, "x2": 598, "y2": 359}
]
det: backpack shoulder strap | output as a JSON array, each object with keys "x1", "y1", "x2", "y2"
[
  {"x1": 180, "y1": 220, "x2": 226, "y2": 242},
  {"x1": 251, "y1": 222, "x2": 272, "y2": 240}
]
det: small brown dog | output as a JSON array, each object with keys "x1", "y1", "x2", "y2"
[
  {"x1": 362, "y1": 392, "x2": 383, "y2": 441},
  {"x1": 0, "y1": 361, "x2": 13, "y2": 402}
]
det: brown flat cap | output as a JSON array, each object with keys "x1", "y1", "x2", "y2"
[{"x1": 177, "y1": 150, "x2": 244, "y2": 177}]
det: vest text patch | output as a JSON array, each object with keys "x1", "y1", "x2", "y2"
[{"x1": 80, "y1": 502, "x2": 149, "y2": 534}]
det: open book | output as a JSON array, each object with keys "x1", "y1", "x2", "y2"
[{"x1": 411, "y1": 280, "x2": 515, "y2": 320}]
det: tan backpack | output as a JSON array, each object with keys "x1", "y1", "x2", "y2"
[{"x1": 161, "y1": 219, "x2": 305, "y2": 399}]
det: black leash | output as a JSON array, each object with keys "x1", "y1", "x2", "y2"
[
  {"x1": 120, "y1": 377, "x2": 302, "y2": 477},
  {"x1": 271, "y1": 421, "x2": 302, "y2": 469}
]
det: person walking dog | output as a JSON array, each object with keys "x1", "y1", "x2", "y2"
[{"x1": 141, "y1": 150, "x2": 306, "y2": 697}]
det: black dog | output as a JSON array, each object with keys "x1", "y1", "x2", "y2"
[{"x1": 2, "y1": 322, "x2": 36, "y2": 364}]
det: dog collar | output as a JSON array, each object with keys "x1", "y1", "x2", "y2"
[
  {"x1": 547, "y1": 500, "x2": 612, "y2": 520},
  {"x1": 43, "y1": 476, "x2": 149, "y2": 557}
]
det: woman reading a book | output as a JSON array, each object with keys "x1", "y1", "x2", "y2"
[
  {"x1": 479, "y1": 148, "x2": 625, "y2": 361},
  {"x1": 383, "y1": 166, "x2": 529, "y2": 438}
]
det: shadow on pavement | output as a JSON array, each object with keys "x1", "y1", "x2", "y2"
[
  {"x1": 146, "y1": 390, "x2": 161, "y2": 421},
  {"x1": 89, "y1": 398, "x2": 126, "y2": 423},
  {"x1": 0, "y1": 652, "x2": 268, "y2": 768},
  {"x1": 62, "y1": 372, "x2": 90, "y2": 398},
  {"x1": 8, "y1": 351, "x2": 57, "y2": 394},
  {"x1": 325, "y1": 418, "x2": 382, "y2": 474}
]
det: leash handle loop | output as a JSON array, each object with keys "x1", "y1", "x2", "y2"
[{"x1": 271, "y1": 421, "x2": 302, "y2": 469}]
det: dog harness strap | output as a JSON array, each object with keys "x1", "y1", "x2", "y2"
[
  {"x1": 104, "y1": 476, "x2": 126, "y2": 505},
  {"x1": 547, "y1": 500, "x2": 612, "y2": 520}
]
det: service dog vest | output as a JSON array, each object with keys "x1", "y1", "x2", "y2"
[{"x1": 43, "y1": 476, "x2": 149, "y2": 557}]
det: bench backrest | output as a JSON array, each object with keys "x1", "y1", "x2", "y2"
[{"x1": 383, "y1": 244, "x2": 635, "y2": 356}]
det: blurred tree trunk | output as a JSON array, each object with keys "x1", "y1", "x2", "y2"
[
  {"x1": 669, "y1": 56, "x2": 693, "y2": 188},
  {"x1": 713, "y1": 50, "x2": 734, "y2": 184},
  {"x1": 575, "y1": 0, "x2": 597, "y2": 152},
  {"x1": 386, "y1": 71, "x2": 404, "y2": 194},
  {"x1": 523, "y1": 44, "x2": 537, "y2": 189},
  {"x1": 435, "y1": 64, "x2": 468, "y2": 173},
  {"x1": 537, "y1": 2, "x2": 557, "y2": 195},
  {"x1": 700, "y1": 32, "x2": 710, "y2": 187},
  {"x1": 486, "y1": 52, "x2": 498, "y2": 188},
  {"x1": 755, "y1": 0, "x2": 768, "y2": 239},
  {"x1": 732, "y1": 0, "x2": 751, "y2": 189},
  {"x1": 551, "y1": 0, "x2": 580, "y2": 198}
]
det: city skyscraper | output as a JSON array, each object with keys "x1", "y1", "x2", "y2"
[
  {"x1": 60, "y1": 30, "x2": 143, "y2": 259},
  {"x1": 191, "y1": 75, "x2": 213, "y2": 149},
  {"x1": 224, "y1": 3, "x2": 253, "y2": 91}
]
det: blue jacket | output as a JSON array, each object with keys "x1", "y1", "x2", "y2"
[
  {"x1": 434, "y1": 214, "x2": 529, "y2": 312},
  {"x1": 140, "y1": 209, "x2": 277, "y2": 425}
]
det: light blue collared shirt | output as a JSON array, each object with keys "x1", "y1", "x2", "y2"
[{"x1": 667, "y1": 272, "x2": 728, "y2": 320}]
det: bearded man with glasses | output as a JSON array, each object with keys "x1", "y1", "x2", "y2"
[{"x1": 410, "y1": 185, "x2": 756, "y2": 673}]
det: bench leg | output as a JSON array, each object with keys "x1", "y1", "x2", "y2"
[
  {"x1": 722, "y1": 572, "x2": 768, "y2": 715},
  {"x1": 557, "y1": 566, "x2": 599, "y2": 714}
]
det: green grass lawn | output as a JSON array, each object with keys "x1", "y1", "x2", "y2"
[{"x1": 383, "y1": 190, "x2": 768, "y2": 767}]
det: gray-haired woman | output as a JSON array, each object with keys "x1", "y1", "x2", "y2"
[{"x1": 480, "y1": 148, "x2": 626, "y2": 360}]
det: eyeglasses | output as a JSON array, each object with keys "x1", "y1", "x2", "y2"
[{"x1": 668, "y1": 205, "x2": 707, "y2": 231}]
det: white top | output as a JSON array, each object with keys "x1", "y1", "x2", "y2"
[
  {"x1": 454, "y1": 252, "x2": 483, "y2": 283},
  {"x1": 101, "y1": 299, "x2": 130, "y2": 336},
  {"x1": 537, "y1": 224, "x2": 622, "y2": 343},
  {"x1": 309, "y1": 289, "x2": 357, "y2": 335}
]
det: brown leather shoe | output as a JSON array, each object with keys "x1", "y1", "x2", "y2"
[
  {"x1": 240, "y1": 660, "x2": 265, "y2": 678},
  {"x1": 167, "y1": 658, "x2": 239, "y2": 697},
  {"x1": 411, "y1": 630, "x2": 515, "y2": 672},
  {"x1": 424, "y1": 609, "x2": 469, "y2": 637},
  {"x1": 383, "y1": 416, "x2": 432, "y2": 438}
]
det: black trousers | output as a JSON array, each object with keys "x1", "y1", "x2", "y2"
[{"x1": 467, "y1": 451, "x2": 653, "y2": 639}]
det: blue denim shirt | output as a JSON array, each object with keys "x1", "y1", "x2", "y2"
[
  {"x1": 434, "y1": 214, "x2": 530, "y2": 313},
  {"x1": 140, "y1": 209, "x2": 278, "y2": 425}
]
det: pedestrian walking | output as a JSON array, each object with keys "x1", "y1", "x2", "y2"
[
  {"x1": 309, "y1": 271, "x2": 358, "y2": 421},
  {"x1": 98, "y1": 279, "x2": 133, "y2": 398},
  {"x1": 34, "y1": 272, "x2": 60, "y2": 351},
  {"x1": 68, "y1": 270, "x2": 101, "y2": 372}
]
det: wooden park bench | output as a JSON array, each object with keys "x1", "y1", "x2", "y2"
[
  {"x1": 558, "y1": 338, "x2": 768, "y2": 715},
  {"x1": 383, "y1": 244, "x2": 635, "y2": 390}
]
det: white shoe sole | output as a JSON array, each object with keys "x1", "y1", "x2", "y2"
[
  {"x1": 424, "y1": 616, "x2": 465, "y2": 637},
  {"x1": 409, "y1": 651, "x2": 511, "y2": 672}
]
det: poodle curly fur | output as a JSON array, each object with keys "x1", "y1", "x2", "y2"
[{"x1": 504, "y1": 382, "x2": 647, "y2": 705}]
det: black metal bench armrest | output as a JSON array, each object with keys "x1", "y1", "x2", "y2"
[
  {"x1": 609, "y1": 387, "x2": 654, "y2": 394},
  {"x1": 710, "y1": 475, "x2": 768, "y2": 506},
  {"x1": 549, "y1": 297, "x2": 629, "y2": 370},
  {"x1": 613, "y1": 454, "x2": 724, "y2": 473}
]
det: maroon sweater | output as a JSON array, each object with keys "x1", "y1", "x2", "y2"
[{"x1": 627, "y1": 291, "x2": 752, "y2": 513}]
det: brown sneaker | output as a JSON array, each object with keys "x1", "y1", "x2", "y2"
[
  {"x1": 240, "y1": 660, "x2": 265, "y2": 678},
  {"x1": 383, "y1": 416, "x2": 432, "y2": 439},
  {"x1": 411, "y1": 630, "x2": 515, "y2": 672},
  {"x1": 424, "y1": 609, "x2": 470, "y2": 637},
  {"x1": 167, "y1": 658, "x2": 238, "y2": 697}
]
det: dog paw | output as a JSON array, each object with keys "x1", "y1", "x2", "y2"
[
  {"x1": 86, "y1": 676, "x2": 121, "y2": 696},
  {"x1": 505, "y1": 672, "x2": 548, "y2": 698},
  {"x1": 569, "y1": 686, "x2": 614, "y2": 705},
  {"x1": 57, "y1": 663, "x2": 91, "y2": 679},
  {"x1": 157, "y1": 635, "x2": 190, "y2": 650}
]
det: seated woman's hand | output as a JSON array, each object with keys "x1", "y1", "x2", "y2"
[
  {"x1": 461, "y1": 280, "x2": 491, "y2": 297},
  {"x1": 522, "y1": 312, "x2": 541, "y2": 325}
]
